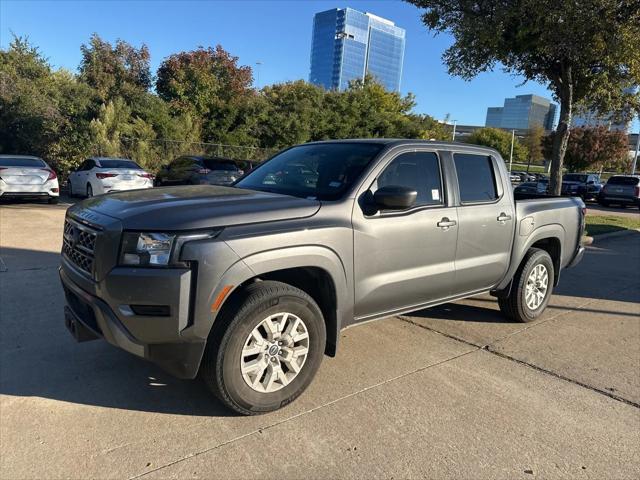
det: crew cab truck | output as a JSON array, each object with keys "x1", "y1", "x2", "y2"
[{"x1": 60, "y1": 140, "x2": 585, "y2": 415}]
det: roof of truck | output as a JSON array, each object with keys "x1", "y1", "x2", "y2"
[{"x1": 304, "y1": 139, "x2": 502, "y2": 155}]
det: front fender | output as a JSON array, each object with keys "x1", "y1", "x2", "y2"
[{"x1": 192, "y1": 244, "x2": 351, "y2": 356}]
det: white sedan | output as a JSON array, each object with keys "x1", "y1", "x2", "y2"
[
  {"x1": 68, "y1": 157, "x2": 154, "y2": 197},
  {"x1": 0, "y1": 155, "x2": 60, "y2": 204}
]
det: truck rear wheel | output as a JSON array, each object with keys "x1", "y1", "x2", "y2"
[
  {"x1": 201, "y1": 281, "x2": 326, "y2": 415},
  {"x1": 499, "y1": 248, "x2": 554, "y2": 323}
]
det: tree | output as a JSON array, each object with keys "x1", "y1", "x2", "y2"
[
  {"x1": 543, "y1": 126, "x2": 630, "y2": 173},
  {"x1": 524, "y1": 125, "x2": 545, "y2": 170},
  {"x1": 259, "y1": 80, "x2": 325, "y2": 148},
  {"x1": 79, "y1": 34, "x2": 151, "y2": 101},
  {"x1": 465, "y1": 128, "x2": 528, "y2": 164},
  {"x1": 156, "y1": 45, "x2": 253, "y2": 116},
  {"x1": 405, "y1": 0, "x2": 640, "y2": 194},
  {"x1": 0, "y1": 36, "x2": 95, "y2": 172}
]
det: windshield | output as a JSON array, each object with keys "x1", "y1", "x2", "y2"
[
  {"x1": 202, "y1": 159, "x2": 239, "y2": 171},
  {"x1": 563, "y1": 174, "x2": 587, "y2": 182},
  {"x1": 607, "y1": 176, "x2": 639, "y2": 186},
  {"x1": 236, "y1": 143, "x2": 385, "y2": 200},
  {"x1": 0, "y1": 157, "x2": 46, "y2": 168},
  {"x1": 98, "y1": 159, "x2": 142, "y2": 169}
]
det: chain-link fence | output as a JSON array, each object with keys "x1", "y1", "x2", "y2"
[{"x1": 116, "y1": 138, "x2": 280, "y2": 172}]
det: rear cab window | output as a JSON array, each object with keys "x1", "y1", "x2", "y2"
[{"x1": 453, "y1": 154, "x2": 499, "y2": 203}]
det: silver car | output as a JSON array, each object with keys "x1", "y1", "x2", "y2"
[{"x1": 598, "y1": 175, "x2": 640, "y2": 209}]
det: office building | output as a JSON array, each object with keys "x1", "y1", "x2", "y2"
[
  {"x1": 309, "y1": 8, "x2": 405, "y2": 92},
  {"x1": 572, "y1": 87, "x2": 638, "y2": 132},
  {"x1": 485, "y1": 94, "x2": 557, "y2": 130}
]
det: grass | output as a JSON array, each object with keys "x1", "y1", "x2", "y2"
[{"x1": 585, "y1": 214, "x2": 640, "y2": 236}]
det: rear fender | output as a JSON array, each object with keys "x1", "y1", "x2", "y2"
[{"x1": 493, "y1": 224, "x2": 565, "y2": 296}]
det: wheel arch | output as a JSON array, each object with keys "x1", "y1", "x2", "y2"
[
  {"x1": 492, "y1": 224, "x2": 565, "y2": 297},
  {"x1": 211, "y1": 246, "x2": 351, "y2": 358}
]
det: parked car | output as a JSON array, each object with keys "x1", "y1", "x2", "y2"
[
  {"x1": 0, "y1": 155, "x2": 59, "y2": 204},
  {"x1": 561, "y1": 173, "x2": 602, "y2": 201},
  {"x1": 68, "y1": 157, "x2": 153, "y2": 198},
  {"x1": 512, "y1": 171, "x2": 536, "y2": 183},
  {"x1": 155, "y1": 156, "x2": 243, "y2": 187},
  {"x1": 509, "y1": 171, "x2": 522, "y2": 183},
  {"x1": 532, "y1": 173, "x2": 549, "y2": 182},
  {"x1": 514, "y1": 179, "x2": 549, "y2": 195},
  {"x1": 598, "y1": 175, "x2": 640, "y2": 209},
  {"x1": 60, "y1": 140, "x2": 585, "y2": 415}
]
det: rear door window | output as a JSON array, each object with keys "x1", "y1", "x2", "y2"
[
  {"x1": 376, "y1": 151, "x2": 443, "y2": 206},
  {"x1": 454, "y1": 154, "x2": 498, "y2": 203}
]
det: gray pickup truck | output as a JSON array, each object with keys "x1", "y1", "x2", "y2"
[{"x1": 60, "y1": 140, "x2": 585, "y2": 415}]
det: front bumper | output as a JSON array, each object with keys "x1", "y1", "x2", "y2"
[{"x1": 59, "y1": 264, "x2": 206, "y2": 379}]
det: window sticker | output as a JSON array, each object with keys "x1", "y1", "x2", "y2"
[
  {"x1": 431, "y1": 189, "x2": 440, "y2": 201},
  {"x1": 329, "y1": 181, "x2": 342, "y2": 188}
]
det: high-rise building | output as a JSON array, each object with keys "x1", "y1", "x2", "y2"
[
  {"x1": 309, "y1": 8, "x2": 406, "y2": 92},
  {"x1": 485, "y1": 94, "x2": 557, "y2": 130},
  {"x1": 572, "y1": 86, "x2": 638, "y2": 132}
]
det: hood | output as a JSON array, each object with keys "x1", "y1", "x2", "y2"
[{"x1": 69, "y1": 185, "x2": 320, "y2": 230}]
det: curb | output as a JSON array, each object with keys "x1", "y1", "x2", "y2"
[{"x1": 590, "y1": 228, "x2": 640, "y2": 243}]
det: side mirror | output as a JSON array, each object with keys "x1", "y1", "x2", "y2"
[{"x1": 373, "y1": 185, "x2": 417, "y2": 210}]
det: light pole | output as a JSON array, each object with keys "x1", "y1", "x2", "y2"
[
  {"x1": 255, "y1": 61, "x2": 263, "y2": 89},
  {"x1": 632, "y1": 127, "x2": 639, "y2": 175},
  {"x1": 451, "y1": 119, "x2": 458, "y2": 141},
  {"x1": 509, "y1": 129, "x2": 515, "y2": 173}
]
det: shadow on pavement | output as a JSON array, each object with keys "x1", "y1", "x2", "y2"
[
  {"x1": 0, "y1": 246, "x2": 233, "y2": 417},
  {"x1": 1, "y1": 230, "x2": 638, "y2": 416}
]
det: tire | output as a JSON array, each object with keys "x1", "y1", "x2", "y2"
[
  {"x1": 598, "y1": 199, "x2": 609, "y2": 207},
  {"x1": 499, "y1": 248, "x2": 554, "y2": 323},
  {"x1": 201, "y1": 281, "x2": 326, "y2": 415},
  {"x1": 48, "y1": 197, "x2": 59, "y2": 204},
  {"x1": 86, "y1": 183, "x2": 93, "y2": 198},
  {"x1": 68, "y1": 182, "x2": 74, "y2": 198}
]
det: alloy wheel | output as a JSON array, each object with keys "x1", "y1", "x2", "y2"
[{"x1": 240, "y1": 312, "x2": 310, "y2": 393}]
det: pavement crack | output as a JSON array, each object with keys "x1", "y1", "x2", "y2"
[
  {"x1": 485, "y1": 347, "x2": 640, "y2": 409},
  {"x1": 398, "y1": 306, "x2": 640, "y2": 410},
  {"x1": 128, "y1": 348, "x2": 477, "y2": 479}
]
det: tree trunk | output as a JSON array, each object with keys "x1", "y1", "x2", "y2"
[{"x1": 549, "y1": 68, "x2": 573, "y2": 195}]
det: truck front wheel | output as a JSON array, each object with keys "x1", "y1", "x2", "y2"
[
  {"x1": 499, "y1": 248, "x2": 554, "y2": 323},
  {"x1": 200, "y1": 281, "x2": 326, "y2": 415}
]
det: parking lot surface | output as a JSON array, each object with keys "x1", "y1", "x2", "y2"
[{"x1": 1, "y1": 200, "x2": 639, "y2": 479}]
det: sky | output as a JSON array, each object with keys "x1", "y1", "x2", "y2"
[{"x1": 1, "y1": 0, "x2": 634, "y2": 130}]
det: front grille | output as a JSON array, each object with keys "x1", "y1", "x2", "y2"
[{"x1": 62, "y1": 218, "x2": 98, "y2": 276}]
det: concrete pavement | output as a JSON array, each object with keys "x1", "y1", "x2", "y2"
[{"x1": 1, "y1": 202, "x2": 638, "y2": 479}]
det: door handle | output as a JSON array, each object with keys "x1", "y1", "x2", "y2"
[
  {"x1": 437, "y1": 217, "x2": 457, "y2": 229},
  {"x1": 497, "y1": 213, "x2": 512, "y2": 222}
]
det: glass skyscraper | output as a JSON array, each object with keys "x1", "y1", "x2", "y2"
[
  {"x1": 309, "y1": 8, "x2": 406, "y2": 92},
  {"x1": 485, "y1": 94, "x2": 557, "y2": 131}
]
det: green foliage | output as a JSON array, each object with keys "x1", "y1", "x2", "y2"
[
  {"x1": 156, "y1": 45, "x2": 253, "y2": 116},
  {"x1": 2, "y1": 35, "x2": 449, "y2": 176},
  {"x1": 405, "y1": 0, "x2": 640, "y2": 193},
  {"x1": 79, "y1": 34, "x2": 152, "y2": 101},
  {"x1": 465, "y1": 128, "x2": 528, "y2": 164},
  {"x1": 543, "y1": 127, "x2": 630, "y2": 172},
  {"x1": 524, "y1": 125, "x2": 545, "y2": 166}
]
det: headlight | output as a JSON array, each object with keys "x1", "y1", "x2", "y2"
[
  {"x1": 121, "y1": 232, "x2": 176, "y2": 266},
  {"x1": 119, "y1": 230, "x2": 221, "y2": 267}
]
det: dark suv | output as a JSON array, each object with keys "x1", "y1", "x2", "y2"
[
  {"x1": 156, "y1": 156, "x2": 243, "y2": 186},
  {"x1": 561, "y1": 173, "x2": 602, "y2": 201}
]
